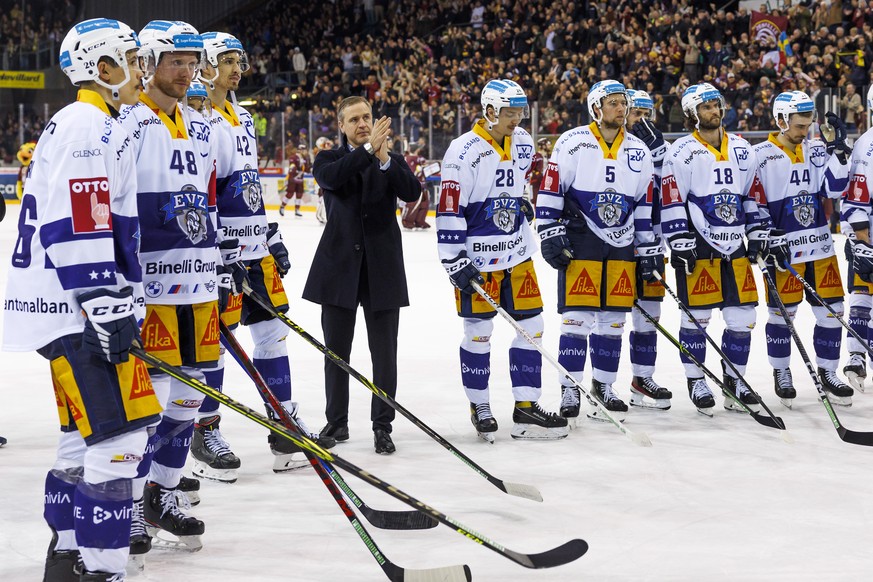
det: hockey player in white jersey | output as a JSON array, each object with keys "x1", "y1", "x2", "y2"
[
  {"x1": 191, "y1": 31, "x2": 334, "y2": 480},
  {"x1": 437, "y1": 79, "x2": 568, "y2": 441},
  {"x1": 117, "y1": 20, "x2": 217, "y2": 553},
  {"x1": 3, "y1": 18, "x2": 162, "y2": 582},
  {"x1": 752, "y1": 91, "x2": 853, "y2": 406},
  {"x1": 661, "y1": 83, "x2": 767, "y2": 415},
  {"x1": 536, "y1": 80, "x2": 657, "y2": 424},
  {"x1": 624, "y1": 89, "x2": 672, "y2": 410},
  {"x1": 840, "y1": 84, "x2": 873, "y2": 395}
]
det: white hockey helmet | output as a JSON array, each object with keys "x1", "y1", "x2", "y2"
[
  {"x1": 481, "y1": 79, "x2": 529, "y2": 123},
  {"x1": 772, "y1": 90, "x2": 816, "y2": 130},
  {"x1": 59, "y1": 18, "x2": 141, "y2": 99},
  {"x1": 681, "y1": 83, "x2": 725, "y2": 127},
  {"x1": 138, "y1": 20, "x2": 203, "y2": 77},
  {"x1": 200, "y1": 32, "x2": 250, "y2": 88},
  {"x1": 627, "y1": 88, "x2": 656, "y2": 121},
  {"x1": 187, "y1": 81, "x2": 208, "y2": 100},
  {"x1": 587, "y1": 80, "x2": 627, "y2": 124}
]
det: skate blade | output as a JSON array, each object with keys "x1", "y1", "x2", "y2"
[
  {"x1": 273, "y1": 452, "x2": 309, "y2": 472},
  {"x1": 562, "y1": 415, "x2": 580, "y2": 429},
  {"x1": 586, "y1": 403, "x2": 626, "y2": 423},
  {"x1": 192, "y1": 461, "x2": 238, "y2": 484},
  {"x1": 476, "y1": 431, "x2": 496, "y2": 444},
  {"x1": 779, "y1": 398, "x2": 794, "y2": 409},
  {"x1": 696, "y1": 406, "x2": 714, "y2": 417},
  {"x1": 629, "y1": 393, "x2": 671, "y2": 410},
  {"x1": 826, "y1": 394, "x2": 853, "y2": 407},
  {"x1": 510, "y1": 423, "x2": 569, "y2": 440},
  {"x1": 723, "y1": 401, "x2": 758, "y2": 413},
  {"x1": 126, "y1": 554, "x2": 146, "y2": 577},
  {"x1": 845, "y1": 371, "x2": 866, "y2": 393},
  {"x1": 145, "y1": 527, "x2": 202, "y2": 552}
]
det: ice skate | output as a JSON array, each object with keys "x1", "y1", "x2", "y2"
[
  {"x1": 294, "y1": 206, "x2": 303, "y2": 217},
  {"x1": 773, "y1": 368, "x2": 796, "y2": 409},
  {"x1": 143, "y1": 482, "x2": 204, "y2": 552},
  {"x1": 278, "y1": 203, "x2": 286, "y2": 216},
  {"x1": 843, "y1": 352, "x2": 867, "y2": 393},
  {"x1": 510, "y1": 401, "x2": 569, "y2": 440},
  {"x1": 559, "y1": 385, "x2": 581, "y2": 427},
  {"x1": 80, "y1": 571, "x2": 125, "y2": 582},
  {"x1": 587, "y1": 379, "x2": 628, "y2": 422},
  {"x1": 723, "y1": 373, "x2": 759, "y2": 412},
  {"x1": 191, "y1": 415, "x2": 240, "y2": 483},
  {"x1": 629, "y1": 376, "x2": 672, "y2": 410},
  {"x1": 268, "y1": 402, "x2": 336, "y2": 472},
  {"x1": 819, "y1": 367, "x2": 854, "y2": 406},
  {"x1": 127, "y1": 497, "x2": 150, "y2": 576},
  {"x1": 687, "y1": 377, "x2": 715, "y2": 416},
  {"x1": 470, "y1": 402, "x2": 498, "y2": 443},
  {"x1": 177, "y1": 475, "x2": 200, "y2": 506},
  {"x1": 44, "y1": 528, "x2": 81, "y2": 582}
]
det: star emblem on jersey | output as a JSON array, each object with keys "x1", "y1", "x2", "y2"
[
  {"x1": 485, "y1": 194, "x2": 520, "y2": 233},
  {"x1": 232, "y1": 165, "x2": 263, "y2": 213},
  {"x1": 589, "y1": 190, "x2": 628, "y2": 227},
  {"x1": 790, "y1": 191, "x2": 816, "y2": 228},
  {"x1": 160, "y1": 185, "x2": 209, "y2": 244},
  {"x1": 705, "y1": 190, "x2": 739, "y2": 224}
]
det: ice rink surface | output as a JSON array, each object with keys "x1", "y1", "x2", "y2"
[{"x1": 1, "y1": 204, "x2": 872, "y2": 581}]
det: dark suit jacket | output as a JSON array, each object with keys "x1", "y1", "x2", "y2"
[{"x1": 303, "y1": 144, "x2": 421, "y2": 311}]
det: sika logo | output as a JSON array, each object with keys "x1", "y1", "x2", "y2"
[
  {"x1": 692, "y1": 269, "x2": 717, "y2": 294},
  {"x1": 570, "y1": 269, "x2": 597, "y2": 295},
  {"x1": 610, "y1": 270, "x2": 633, "y2": 296}
]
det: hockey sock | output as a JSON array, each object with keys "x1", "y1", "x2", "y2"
[
  {"x1": 847, "y1": 306, "x2": 871, "y2": 354},
  {"x1": 44, "y1": 467, "x2": 82, "y2": 551},
  {"x1": 253, "y1": 355, "x2": 292, "y2": 402},
  {"x1": 149, "y1": 417, "x2": 194, "y2": 488},
  {"x1": 679, "y1": 327, "x2": 707, "y2": 377},
  {"x1": 589, "y1": 333, "x2": 621, "y2": 384},
  {"x1": 557, "y1": 333, "x2": 586, "y2": 386},
  {"x1": 721, "y1": 329, "x2": 751, "y2": 377},
  {"x1": 765, "y1": 322, "x2": 791, "y2": 369},
  {"x1": 75, "y1": 478, "x2": 132, "y2": 575},
  {"x1": 508, "y1": 346, "x2": 542, "y2": 402},
  {"x1": 813, "y1": 324, "x2": 841, "y2": 369},
  {"x1": 460, "y1": 347, "x2": 490, "y2": 404},
  {"x1": 629, "y1": 331, "x2": 657, "y2": 378},
  {"x1": 198, "y1": 366, "x2": 225, "y2": 416}
]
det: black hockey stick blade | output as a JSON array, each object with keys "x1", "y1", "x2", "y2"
[
  {"x1": 383, "y1": 562, "x2": 472, "y2": 582},
  {"x1": 838, "y1": 426, "x2": 873, "y2": 446},
  {"x1": 504, "y1": 538, "x2": 589, "y2": 569},
  {"x1": 747, "y1": 409, "x2": 786, "y2": 430}
]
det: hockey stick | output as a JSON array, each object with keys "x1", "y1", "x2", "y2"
[
  {"x1": 633, "y1": 300, "x2": 788, "y2": 432},
  {"x1": 219, "y1": 321, "x2": 437, "y2": 531},
  {"x1": 131, "y1": 346, "x2": 589, "y2": 571},
  {"x1": 241, "y1": 281, "x2": 543, "y2": 502},
  {"x1": 653, "y1": 271, "x2": 786, "y2": 430},
  {"x1": 783, "y1": 263, "x2": 873, "y2": 361},
  {"x1": 755, "y1": 259, "x2": 873, "y2": 446},
  {"x1": 471, "y1": 281, "x2": 653, "y2": 447}
]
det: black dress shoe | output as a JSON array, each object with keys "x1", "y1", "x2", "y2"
[
  {"x1": 320, "y1": 422, "x2": 349, "y2": 442},
  {"x1": 373, "y1": 429, "x2": 395, "y2": 454}
]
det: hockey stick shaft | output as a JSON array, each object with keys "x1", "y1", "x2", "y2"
[
  {"x1": 783, "y1": 263, "x2": 873, "y2": 360},
  {"x1": 756, "y1": 259, "x2": 873, "y2": 446},
  {"x1": 471, "y1": 281, "x2": 652, "y2": 447},
  {"x1": 653, "y1": 271, "x2": 786, "y2": 430},
  {"x1": 632, "y1": 300, "x2": 785, "y2": 430},
  {"x1": 131, "y1": 346, "x2": 588, "y2": 569},
  {"x1": 241, "y1": 281, "x2": 543, "y2": 502},
  {"x1": 219, "y1": 322, "x2": 437, "y2": 531}
]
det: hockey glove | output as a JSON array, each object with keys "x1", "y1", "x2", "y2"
[
  {"x1": 538, "y1": 223, "x2": 575, "y2": 270},
  {"x1": 745, "y1": 226, "x2": 769, "y2": 264},
  {"x1": 218, "y1": 239, "x2": 249, "y2": 312},
  {"x1": 630, "y1": 119, "x2": 667, "y2": 166},
  {"x1": 519, "y1": 197, "x2": 535, "y2": 224},
  {"x1": 266, "y1": 222, "x2": 291, "y2": 277},
  {"x1": 852, "y1": 240, "x2": 873, "y2": 283},
  {"x1": 443, "y1": 254, "x2": 484, "y2": 294},
  {"x1": 669, "y1": 232, "x2": 697, "y2": 275},
  {"x1": 767, "y1": 229, "x2": 791, "y2": 271},
  {"x1": 636, "y1": 242, "x2": 663, "y2": 283},
  {"x1": 822, "y1": 112, "x2": 851, "y2": 164},
  {"x1": 78, "y1": 286, "x2": 141, "y2": 364}
]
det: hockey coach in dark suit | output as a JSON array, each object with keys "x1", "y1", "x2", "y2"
[{"x1": 304, "y1": 96, "x2": 421, "y2": 455}]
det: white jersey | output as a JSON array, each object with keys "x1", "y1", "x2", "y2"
[
  {"x1": 436, "y1": 120, "x2": 538, "y2": 272},
  {"x1": 751, "y1": 133, "x2": 848, "y2": 263},
  {"x1": 209, "y1": 100, "x2": 269, "y2": 260},
  {"x1": 117, "y1": 92, "x2": 219, "y2": 306},
  {"x1": 4, "y1": 90, "x2": 142, "y2": 351},
  {"x1": 661, "y1": 131, "x2": 763, "y2": 255},
  {"x1": 841, "y1": 128, "x2": 873, "y2": 238},
  {"x1": 536, "y1": 123, "x2": 656, "y2": 249}
]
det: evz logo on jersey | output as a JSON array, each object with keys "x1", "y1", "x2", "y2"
[
  {"x1": 809, "y1": 145, "x2": 827, "y2": 168},
  {"x1": 589, "y1": 190, "x2": 627, "y2": 227},
  {"x1": 790, "y1": 192, "x2": 816, "y2": 228},
  {"x1": 733, "y1": 147, "x2": 749, "y2": 170},
  {"x1": 485, "y1": 195, "x2": 519, "y2": 233},
  {"x1": 161, "y1": 186, "x2": 209, "y2": 244},
  {"x1": 515, "y1": 144, "x2": 532, "y2": 171},
  {"x1": 625, "y1": 148, "x2": 645, "y2": 173},
  {"x1": 706, "y1": 191, "x2": 739, "y2": 224},
  {"x1": 189, "y1": 120, "x2": 210, "y2": 142},
  {"x1": 232, "y1": 165, "x2": 263, "y2": 212},
  {"x1": 243, "y1": 116, "x2": 256, "y2": 139}
]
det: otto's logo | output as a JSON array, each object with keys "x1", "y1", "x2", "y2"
[
  {"x1": 541, "y1": 162, "x2": 560, "y2": 193},
  {"x1": 439, "y1": 180, "x2": 461, "y2": 214},
  {"x1": 232, "y1": 165, "x2": 263, "y2": 213},
  {"x1": 589, "y1": 190, "x2": 627, "y2": 227},
  {"x1": 161, "y1": 186, "x2": 209, "y2": 244}
]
